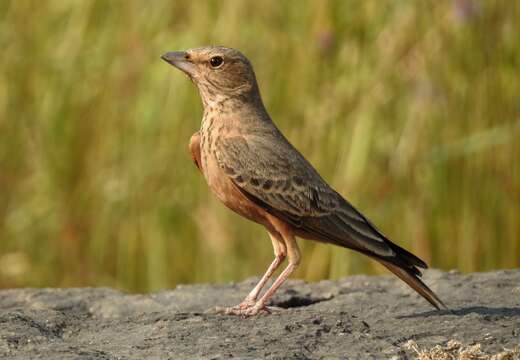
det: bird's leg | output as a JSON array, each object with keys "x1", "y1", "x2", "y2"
[
  {"x1": 226, "y1": 234, "x2": 301, "y2": 316},
  {"x1": 232, "y1": 233, "x2": 286, "y2": 310}
]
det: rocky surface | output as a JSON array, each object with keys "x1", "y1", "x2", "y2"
[{"x1": 1, "y1": 269, "x2": 519, "y2": 359}]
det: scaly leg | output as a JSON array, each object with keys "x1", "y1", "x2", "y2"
[
  {"x1": 214, "y1": 233, "x2": 286, "y2": 313},
  {"x1": 240, "y1": 233, "x2": 287, "y2": 305},
  {"x1": 226, "y1": 233, "x2": 301, "y2": 316}
]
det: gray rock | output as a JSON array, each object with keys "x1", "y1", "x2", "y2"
[{"x1": 1, "y1": 270, "x2": 519, "y2": 359}]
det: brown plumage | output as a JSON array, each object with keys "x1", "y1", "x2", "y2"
[{"x1": 162, "y1": 46, "x2": 447, "y2": 316}]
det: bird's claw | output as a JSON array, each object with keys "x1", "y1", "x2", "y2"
[
  {"x1": 225, "y1": 303, "x2": 271, "y2": 317},
  {"x1": 233, "y1": 297, "x2": 257, "y2": 310},
  {"x1": 210, "y1": 303, "x2": 280, "y2": 317}
]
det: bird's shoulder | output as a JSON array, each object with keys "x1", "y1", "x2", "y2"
[{"x1": 188, "y1": 131, "x2": 202, "y2": 171}]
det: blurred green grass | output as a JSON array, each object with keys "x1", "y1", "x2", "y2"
[{"x1": 0, "y1": 0, "x2": 519, "y2": 292}]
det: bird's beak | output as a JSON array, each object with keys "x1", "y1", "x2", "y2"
[{"x1": 161, "y1": 51, "x2": 196, "y2": 76}]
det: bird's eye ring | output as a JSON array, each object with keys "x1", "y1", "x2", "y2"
[{"x1": 209, "y1": 56, "x2": 224, "y2": 68}]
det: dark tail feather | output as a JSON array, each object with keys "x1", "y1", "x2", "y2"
[
  {"x1": 386, "y1": 241, "x2": 428, "y2": 269},
  {"x1": 377, "y1": 258, "x2": 448, "y2": 310}
]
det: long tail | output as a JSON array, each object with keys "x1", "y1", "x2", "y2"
[{"x1": 376, "y1": 257, "x2": 447, "y2": 310}]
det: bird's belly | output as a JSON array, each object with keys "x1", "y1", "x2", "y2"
[{"x1": 202, "y1": 154, "x2": 269, "y2": 226}]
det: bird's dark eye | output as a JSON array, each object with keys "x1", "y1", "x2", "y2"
[{"x1": 209, "y1": 56, "x2": 224, "y2": 68}]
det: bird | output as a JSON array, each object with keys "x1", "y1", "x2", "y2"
[{"x1": 161, "y1": 46, "x2": 447, "y2": 316}]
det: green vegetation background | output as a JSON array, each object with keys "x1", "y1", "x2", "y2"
[{"x1": 1, "y1": 1, "x2": 519, "y2": 292}]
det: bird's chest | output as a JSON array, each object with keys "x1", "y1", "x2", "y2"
[
  {"x1": 200, "y1": 127, "x2": 232, "y2": 205},
  {"x1": 198, "y1": 117, "x2": 267, "y2": 225},
  {"x1": 199, "y1": 115, "x2": 217, "y2": 179}
]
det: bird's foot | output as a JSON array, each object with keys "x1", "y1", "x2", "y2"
[
  {"x1": 211, "y1": 302, "x2": 280, "y2": 317},
  {"x1": 210, "y1": 296, "x2": 255, "y2": 313},
  {"x1": 225, "y1": 302, "x2": 272, "y2": 317},
  {"x1": 233, "y1": 297, "x2": 257, "y2": 310}
]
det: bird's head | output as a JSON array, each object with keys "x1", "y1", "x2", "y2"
[{"x1": 162, "y1": 46, "x2": 260, "y2": 107}]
